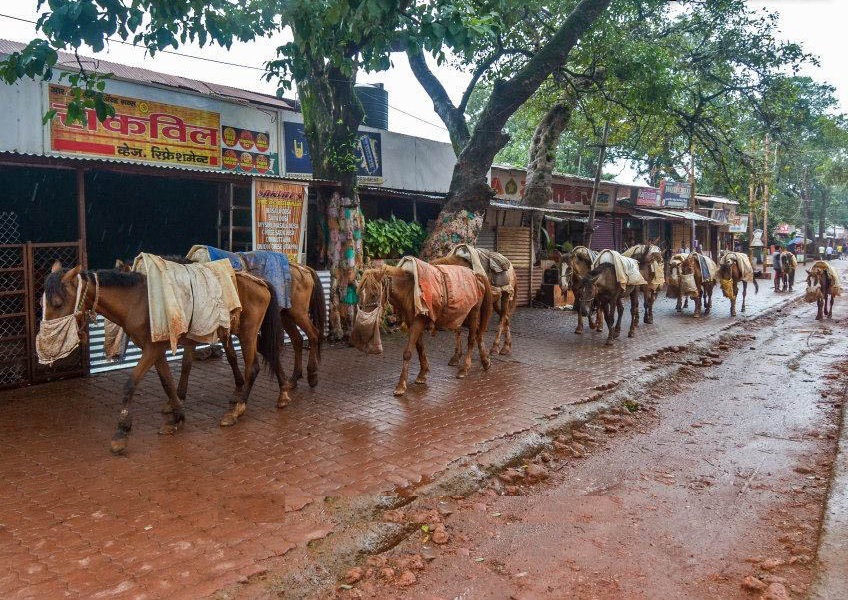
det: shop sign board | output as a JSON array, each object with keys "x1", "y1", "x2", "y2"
[
  {"x1": 489, "y1": 168, "x2": 613, "y2": 212},
  {"x1": 221, "y1": 125, "x2": 278, "y2": 175},
  {"x1": 635, "y1": 187, "x2": 660, "y2": 207},
  {"x1": 660, "y1": 180, "x2": 691, "y2": 209},
  {"x1": 727, "y1": 214, "x2": 749, "y2": 233},
  {"x1": 252, "y1": 180, "x2": 308, "y2": 263},
  {"x1": 283, "y1": 121, "x2": 383, "y2": 183},
  {"x1": 46, "y1": 84, "x2": 220, "y2": 168},
  {"x1": 776, "y1": 222, "x2": 791, "y2": 235}
]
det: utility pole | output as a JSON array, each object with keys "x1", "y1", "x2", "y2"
[
  {"x1": 761, "y1": 134, "x2": 770, "y2": 253},
  {"x1": 748, "y1": 181, "x2": 756, "y2": 263},
  {"x1": 802, "y1": 164, "x2": 811, "y2": 264},
  {"x1": 688, "y1": 136, "x2": 696, "y2": 251},
  {"x1": 584, "y1": 119, "x2": 611, "y2": 249}
]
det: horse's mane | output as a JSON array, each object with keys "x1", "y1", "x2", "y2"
[
  {"x1": 82, "y1": 269, "x2": 144, "y2": 287},
  {"x1": 44, "y1": 270, "x2": 69, "y2": 300}
]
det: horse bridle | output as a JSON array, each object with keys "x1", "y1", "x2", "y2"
[{"x1": 357, "y1": 270, "x2": 391, "y2": 312}]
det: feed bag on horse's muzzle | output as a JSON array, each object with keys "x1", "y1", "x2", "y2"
[
  {"x1": 351, "y1": 306, "x2": 384, "y2": 354},
  {"x1": 36, "y1": 312, "x2": 82, "y2": 365}
]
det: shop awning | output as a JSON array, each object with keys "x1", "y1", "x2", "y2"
[
  {"x1": 633, "y1": 208, "x2": 719, "y2": 223},
  {"x1": 489, "y1": 200, "x2": 587, "y2": 221}
]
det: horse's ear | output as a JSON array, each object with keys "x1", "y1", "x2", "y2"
[
  {"x1": 61, "y1": 265, "x2": 81, "y2": 283},
  {"x1": 51, "y1": 260, "x2": 63, "y2": 273},
  {"x1": 115, "y1": 259, "x2": 124, "y2": 269}
]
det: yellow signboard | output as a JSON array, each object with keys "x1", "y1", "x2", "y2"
[
  {"x1": 253, "y1": 180, "x2": 308, "y2": 263},
  {"x1": 47, "y1": 85, "x2": 221, "y2": 168}
]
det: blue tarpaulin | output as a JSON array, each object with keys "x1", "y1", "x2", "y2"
[{"x1": 190, "y1": 246, "x2": 292, "y2": 309}]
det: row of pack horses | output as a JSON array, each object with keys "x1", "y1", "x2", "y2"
[{"x1": 40, "y1": 244, "x2": 830, "y2": 454}]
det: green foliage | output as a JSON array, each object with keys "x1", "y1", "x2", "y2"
[{"x1": 364, "y1": 216, "x2": 426, "y2": 259}]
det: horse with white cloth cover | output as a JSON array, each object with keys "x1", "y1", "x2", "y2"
[{"x1": 578, "y1": 250, "x2": 646, "y2": 346}]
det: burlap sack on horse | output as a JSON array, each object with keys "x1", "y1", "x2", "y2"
[
  {"x1": 810, "y1": 260, "x2": 843, "y2": 296},
  {"x1": 351, "y1": 305, "x2": 384, "y2": 354},
  {"x1": 398, "y1": 256, "x2": 483, "y2": 330},
  {"x1": 132, "y1": 253, "x2": 241, "y2": 353},
  {"x1": 622, "y1": 244, "x2": 665, "y2": 290},
  {"x1": 592, "y1": 250, "x2": 647, "y2": 290}
]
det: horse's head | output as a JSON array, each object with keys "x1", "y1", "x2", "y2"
[
  {"x1": 780, "y1": 252, "x2": 794, "y2": 270},
  {"x1": 357, "y1": 267, "x2": 389, "y2": 311},
  {"x1": 680, "y1": 254, "x2": 696, "y2": 276},
  {"x1": 579, "y1": 265, "x2": 607, "y2": 316},
  {"x1": 718, "y1": 258, "x2": 733, "y2": 281},
  {"x1": 43, "y1": 261, "x2": 83, "y2": 320}
]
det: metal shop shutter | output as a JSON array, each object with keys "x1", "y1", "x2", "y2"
[
  {"x1": 496, "y1": 226, "x2": 532, "y2": 307},
  {"x1": 589, "y1": 217, "x2": 616, "y2": 251},
  {"x1": 477, "y1": 226, "x2": 496, "y2": 251}
]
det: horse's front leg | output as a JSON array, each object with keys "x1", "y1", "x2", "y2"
[
  {"x1": 604, "y1": 304, "x2": 616, "y2": 346},
  {"x1": 395, "y1": 320, "x2": 424, "y2": 397},
  {"x1": 703, "y1": 285, "x2": 713, "y2": 315},
  {"x1": 476, "y1": 309, "x2": 491, "y2": 371},
  {"x1": 110, "y1": 346, "x2": 160, "y2": 454},
  {"x1": 448, "y1": 329, "x2": 463, "y2": 366},
  {"x1": 282, "y1": 315, "x2": 304, "y2": 388},
  {"x1": 628, "y1": 290, "x2": 639, "y2": 338},
  {"x1": 693, "y1": 290, "x2": 703, "y2": 318},
  {"x1": 173, "y1": 345, "x2": 194, "y2": 406},
  {"x1": 730, "y1": 283, "x2": 738, "y2": 317},
  {"x1": 457, "y1": 311, "x2": 478, "y2": 379},
  {"x1": 613, "y1": 298, "x2": 624, "y2": 338},
  {"x1": 413, "y1": 335, "x2": 429, "y2": 385},
  {"x1": 816, "y1": 297, "x2": 824, "y2": 320},
  {"x1": 574, "y1": 290, "x2": 585, "y2": 334},
  {"x1": 154, "y1": 356, "x2": 186, "y2": 436},
  {"x1": 741, "y1": 282, "x2": 748, "y2": 313},
  {"x1": 676, "y1": 295, "x2": 683, "y2": 313},
  {"x1": 500, "y1": 305, "x2": 513, "y2": 355}
]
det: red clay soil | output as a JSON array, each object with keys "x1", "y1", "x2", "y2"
[{"x1": 331, "y1": 302, "x2": 848, "y2": 600}]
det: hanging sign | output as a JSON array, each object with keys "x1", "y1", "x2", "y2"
[
  {"x1": 221, "y1": 125, "x2": 278, "y2": 175},
  {"x1": 727, "y1": 214, "x2": 748, "y2": 233},
  {"x1": 252, "y1": 180, "x2": 308, "y2": 263},
  {"x1": 660, "y1": 180, "x2": 691, "y2": 209},
  {"x1": 776, "y1": 222, "x2": 791, "y2": 235},
  {"x1": 46, "y1": 84, "x2": 220, "y2": 167},
  {"x1": 283, "y1": 121, "x2": 383, "y2": 183}
]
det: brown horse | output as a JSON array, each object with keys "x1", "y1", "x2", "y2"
[
  {"x1": 41, "y1": 260, "x2": 282, "y2": 454},
  {"x1": 777, "y1": 251, "x2": 797, "y2": 292},
  {"x1": 564, "y1": 246, "x2": 599, "y2": 334},
  {"x1": 807, "y1": 261, "x2": 839, "y2": 319},
  {"x1": 356, "y1": 261, "x2": 492, "y2": 396},
  {"x1": 433, "y1": 247, "x2": 517, "y2": 355},
  {"x1": 578, "y1": 261, "x2": 640, "y2": 346},
  {"x1": 676, "y1": 253, "x2": 717, "y2": 318},
  {"x1": 718, "y1": 252, "x2": 758, "y2": 316},
  {"x1": 623, "y1": 244, "x2": 664, "y2": 324}
]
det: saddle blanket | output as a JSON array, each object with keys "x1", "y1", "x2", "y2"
[
  {"x1": 188, "y1": 245, "x2": 292, "y2": 309},
  {"x1": 592, "y1": 250, "x2": 647, "y2": 289},
  {"x1": 398, "y1": 256, "x2": 483, "y2": 331},
  {"x1": 720, "y1": 252, "x2": 754, "y2": 282},
  {"x1": 133, "y1": 253, "x2": 241, "y2": 353},
  {"x1": 697, "y1": 253, "x2": 720, "y2": 283},
  {"x1": 448, "y1": 244, "x2": 514, "y2": 291}
]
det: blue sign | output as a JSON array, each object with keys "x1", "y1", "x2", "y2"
[
  {"x1": 660, "y1": 179, "x2": 691, "y2": 209},
  {"x1": 283, "y1": 121, "x2": 383, "y2": 182}
]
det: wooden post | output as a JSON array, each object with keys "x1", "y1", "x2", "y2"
[
  {"x1": 762, "y1": 134, "x2": 770, "y2": 264},
  {"x1": 584, "y1": 119, "x2": 610, "y2": 248},
  {"x1": 747, "y1": 182, "x2": 755, "y2": 264},
  {"x1": 76, "y1": 169, "x2": 87, "y2": 269}
]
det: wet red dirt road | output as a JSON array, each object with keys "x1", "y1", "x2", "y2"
[
  {"x1": 0, "y1": 264, "x2": 839, "y2": 599},
  {"x1": 353, "y1": 297, "x2": 848, "y2": 600}
]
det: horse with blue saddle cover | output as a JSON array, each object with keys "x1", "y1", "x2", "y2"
[{"x1": 187, "y1": 245, "x2": 326, "y2": 404}]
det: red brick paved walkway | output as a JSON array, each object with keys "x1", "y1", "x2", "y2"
[{"x1": 0, "y1": 264, "x2": 832, "y2": 599}]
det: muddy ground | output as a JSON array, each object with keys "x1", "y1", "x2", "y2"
[{"x1": 325, "y1": 300, "x2": 848, "y2": 600}]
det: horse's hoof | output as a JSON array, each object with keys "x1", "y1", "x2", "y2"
[
  {"x1": 393, "y1": 387, "x2": 406, "y2": 397},
  {"x1": 276, "y1": 394, "x2": 291, "y2": 409},
  {"x1": 448, "y1": 357, "x2": 460, "y2": 367},
  {"x1": 414, "y1": 377, "x2": 427, "y2": 385},
  {"x1": 499, "y1": 347, "x2": 510, "y2": 355},
  {"x1": 574, "y1": 329, "x2": 582, "y2": 335},
  {"x1": 220, "y1": 403, "x2": 245, "y2": 427},
  {"x1": 308, "y1": 372, "x2": 318, "y2": 388},
  {"x1": 490, "y1": 344, "x2": 500, "y2": 355},
  {"x1": 110, "y1": 438, "x2": 127, "y2": 455},
  {"x1": 456, "y1": 369, "x2": 468, "y2": 379},
  {"x1": 482, "y1": 358, "x2": 491, "y2": 371},
  {"x1": 605, "y1": 340, "x2": 614, "y2": 347},
  {"x1": 158, "y1": 424, "x2": 178, "y2": 436}
]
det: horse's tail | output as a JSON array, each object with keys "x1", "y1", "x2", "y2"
[
  {"x1": 307, "y1": 267, "x2": 326, "y2": 361},
  {"x1": 258, "y1": 282, "x2": 284, "y2": 380}
]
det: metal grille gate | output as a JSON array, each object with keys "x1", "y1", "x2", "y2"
[{"x1": 0, "y1": 242, "x2": 86, "y2": 389}]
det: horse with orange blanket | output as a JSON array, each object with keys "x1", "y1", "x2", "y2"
[{"x1": 353, "y1": 257, "x2": 492, "y2": 396}]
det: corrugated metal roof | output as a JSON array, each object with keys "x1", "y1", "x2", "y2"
[
  {"x1": 490, "y1": 200, "x2": 586, "y2": 218},
  {"x1": 0, "y1": 150, "x2": 318, "y2": 181},
  {"x1": 696, "y1": 194, "x2": 739, "y2": 206},
  {"x1": 635, "y1": 208, "x2": 719, "y2": 223},
  {"x1": 0, "y1": 38, "x2": 295, "y2": 111}
]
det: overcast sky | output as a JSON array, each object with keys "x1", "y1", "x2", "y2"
[{"x1": 0, "y1": 0, "x2": 845, "y2": 184}]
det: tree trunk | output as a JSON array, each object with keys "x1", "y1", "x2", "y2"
[
  {"x1": 818, "y1": 189, "x2": 830, "y2": 246},
  {"x1": 299, "y1": 61, "x2": 365, "y2": 340},
  {"x1": 417, "y1": 0, "x2": 613, "y2": 258},
  {"x1": 584, "y1": 120, "x2": 611, "y2": 248},
  {"x1": 523, "y1": 77, "x2": 595, "y2": 256}
]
